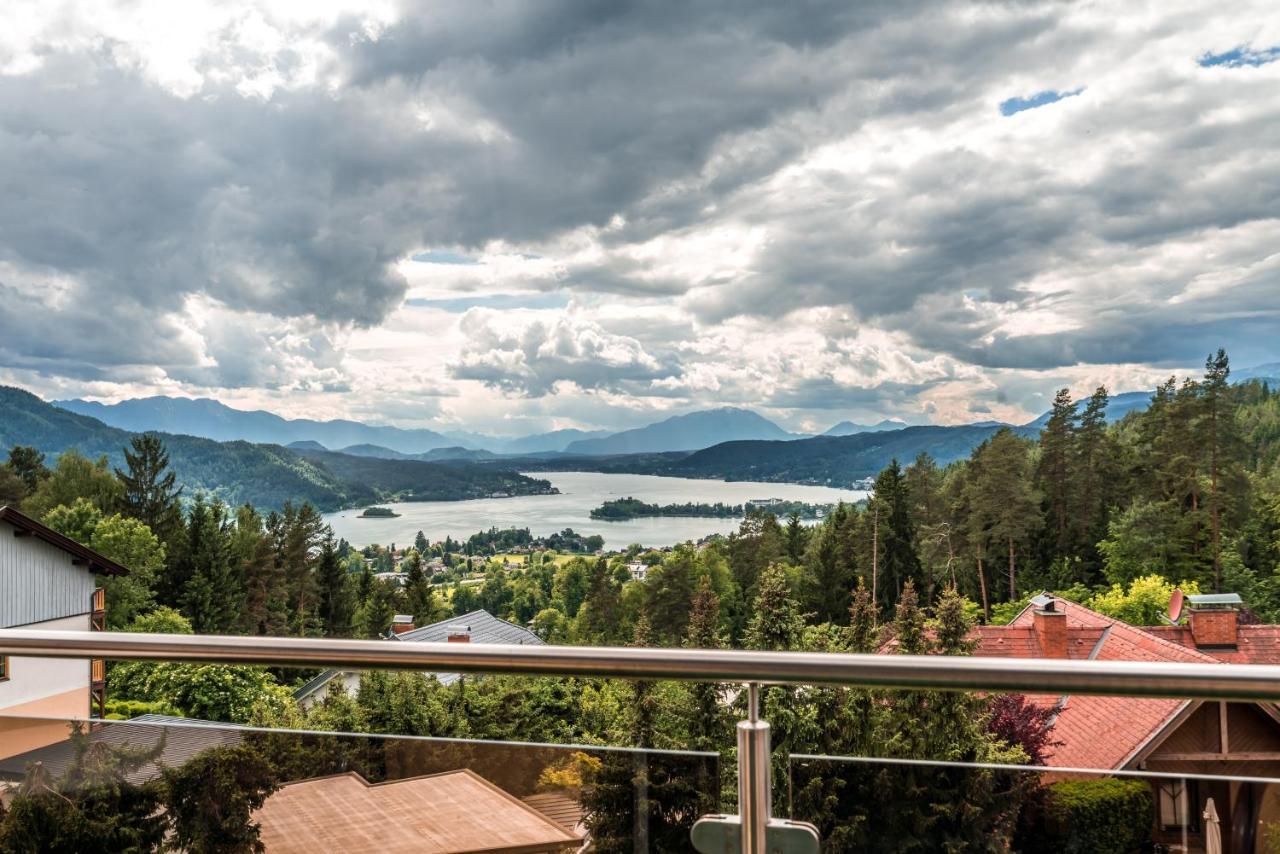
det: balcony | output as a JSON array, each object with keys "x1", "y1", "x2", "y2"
[{"x1": 2, "y1": 629, "x2": 1278, "y2": 853}]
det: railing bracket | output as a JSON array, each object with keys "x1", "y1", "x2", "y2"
[{"x1": 690, "y1": 814, "x2": 821, "y2": 854}]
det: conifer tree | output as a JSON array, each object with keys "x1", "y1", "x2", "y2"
[
  {"x1": 846, "y1": 577, "x2": 879, "y2": 653},
  {"x1": 966, "y1": 430, "x2": 1039, "y2": 600},
  {"x1": 178, "y1": 497, "x2": 240, "y2": 634},
  {"x1": 784, "y1": 512, "x2": 807, "y2": 562},
  {"x1": 1201, "y1": 349, "x2": 1245, "y2": 589},
  {"x1": 317, "y1": 530, "x2": 356, "y2": 637},
  {"x1": 115, "y1": 434, "x2": 183, "y2": 544},
  {"x1": 1037, "y1": 388, "x2": 1077, "y2": 558},
  {"x1": 800, "y1": 503, "x2": 857, "y2": 624},
  {"x1": 7, "y1": 445, "x2": 49, "y2": 492},
  {"x1": 402, "y1": 551, "x2": 441, "y2": 628},
  {"x1": 868, "y1": 460, "x2": 922, "y2": 609}
]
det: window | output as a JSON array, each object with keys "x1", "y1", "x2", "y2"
[
  {"x1": 1157, "y1": 780, "x2": 1199, "y2": 832},
  {"x1": 0, "y1": 655, "x2": 8, "y2": 681}
]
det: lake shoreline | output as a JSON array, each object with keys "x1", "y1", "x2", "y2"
[{"x1": 325, "y1": 471, "x2": 868, "y2": 549}]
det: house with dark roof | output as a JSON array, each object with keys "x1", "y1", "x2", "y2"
[
  {"x1": 974, "y1": 593, "x2": 1280, "y2": 853},
  {"x1": 295, "y1": 609, "x2": 543, "y2": 709},
  {"x1": 0, "y1": 505, "x2": 127, "y2": 758},
  {"x1": 0, "y1": 715, "x2": 246, "y2": 784}
]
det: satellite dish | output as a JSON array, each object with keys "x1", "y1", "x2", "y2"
[{"x1": 1167, "y1": 588, "x2": 1185, "y2": 624}]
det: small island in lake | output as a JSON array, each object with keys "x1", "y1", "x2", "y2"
[
  {"x1": 589, "y1": 496, "x2": 837, "y2": 521},
  {"x1": 359, "y1": 506, "x2": 401, "y2": 518}
]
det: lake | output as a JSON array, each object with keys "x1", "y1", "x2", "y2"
[{"x1": 323, "y1": 471, "x2": 869, "y2": 549}]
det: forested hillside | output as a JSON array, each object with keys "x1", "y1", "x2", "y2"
[
  {"x1": 616, "y1": 423, "x2": 1035, "y2": 486},
  {"x1": 0, "y1": 387, "x2": 550, "y2": 510}
]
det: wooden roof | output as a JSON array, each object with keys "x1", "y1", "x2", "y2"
[{"x1": 253, "y1": 769, "x2": 582, "y2": 853}]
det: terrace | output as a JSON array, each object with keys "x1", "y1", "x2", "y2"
[{"x1": 3, "y1": 629, "x2": 1279, "y2": 852}]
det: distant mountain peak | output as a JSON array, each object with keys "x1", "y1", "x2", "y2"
[
  {"x1": 564, "y1": 407, "x2": 792, "y2": 455},
  {"x1": 823, "y1": 418, "x2": 908, "y2": 437}
]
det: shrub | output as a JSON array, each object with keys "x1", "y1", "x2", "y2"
[{"x1": 1023, "y1": 777, "x2": 1153, "y2": 853}]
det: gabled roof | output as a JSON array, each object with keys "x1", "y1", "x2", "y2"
[
  {"x1": 252, "y1": 769, "x2": 582, "y2": 853},
  {"x1": 393, "y1": 609, "x2": 542, "y2": 645},
  {"x1": 974, "y1": 595, "x2": 1224, "y2": 770},
  {"x1": 0, "y1": 505, "x2": 129, "y2": 576},
  {"x1": 294, "y1": 609, "x2": 544, "y2": 701}
]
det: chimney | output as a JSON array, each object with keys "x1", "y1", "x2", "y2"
[
  {"x1": 1189, "y1": 606, "x2": 1238, "y2": 649},
  {"x1": 1033, "y1": 599, "x2": 1069, "y2": 659},
  {"x1": 391, "y1": 615, "x2": 415, "y2": 635},
  {"x1": 447, "y1": 623, "x2": 472, "y2": 643}
]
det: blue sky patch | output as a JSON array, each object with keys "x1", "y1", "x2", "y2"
[
  {"x1": 407, "y1": 293, "x2": 570, "y2": 312},
  {"x1": 1199, "y1": 44, "x2": 1280, "y2": 68},
  {"x1": 999, "y1": 87, "x2": 1084, "y2": 116},
  {"x1": 411, "y1": 249, "x2": 479, "y2": 265}
]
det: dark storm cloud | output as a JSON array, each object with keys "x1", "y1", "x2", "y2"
[{"x1": 3, "y1": 0, "x2": 1277, "y2": 405}]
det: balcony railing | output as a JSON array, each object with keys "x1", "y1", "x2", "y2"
[{"x1": 5, "y1": 628, "x2": 1280, "y2": 852}]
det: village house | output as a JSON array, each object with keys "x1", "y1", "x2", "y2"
[
  {"x1": 294, "y1": 609, "x2": 544, "y2": 710},
  {"x1": 0, "y1": 506, "x2": 125, "y2": 758},
  {"x1": 974, "y1": 592, "x2": 1280, "y2": 853}
]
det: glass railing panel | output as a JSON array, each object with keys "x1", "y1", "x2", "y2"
[
  {"x1": 787, "y1": 753, "x2": 1280, "y2": 853},
  {"x1": 0, "y1": 713, "x2": 718, "y2": 853}
]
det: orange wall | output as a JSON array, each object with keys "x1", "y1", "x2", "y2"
[{"x1": 0, "y1": 688, "x2": 87, "y2": 759}]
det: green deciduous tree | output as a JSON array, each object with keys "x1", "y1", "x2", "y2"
[
  {"x1": 23, "y1": 450, "x2": 122, "y2": 519},
  {"x1": 43, "y1": 499, "x2": 165, "y2": 627}
]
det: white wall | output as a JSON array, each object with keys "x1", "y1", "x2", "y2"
[
  {"x1": 0, "y1": 612, "x2": 91, "y2": 712},
  {"x1": 0, "y1": 519, "x2": 98, "y2": 628}
]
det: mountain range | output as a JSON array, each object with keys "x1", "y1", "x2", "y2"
[
  {"x1": 49, "y1": 362, "x2": 1280, "y2": 464},
  {"x1": 3, "y1": 387, "x2": 550, "y2": 511}
]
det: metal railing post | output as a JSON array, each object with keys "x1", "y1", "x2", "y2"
[{"x1": 738, "y1": 682, "x2": 771, "y2": 854}]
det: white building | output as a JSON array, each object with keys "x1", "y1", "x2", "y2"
[
  {"x1": 294, "y1": 609, "x2": 543, "y2": 710},
  {"x1": 0, "y1": 506, "x2": 126, "y2": 759},
  {"x1": 625, "y1": 561, "x2": 649, "y2": 582}
]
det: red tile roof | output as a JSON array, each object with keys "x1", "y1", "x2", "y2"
[
  {"x1": 1146, "y1": 624, "x2": 1280, "y2": 664},
  {"x1": 972, "y1": 597, "x2": 1222, "y2": 770}
]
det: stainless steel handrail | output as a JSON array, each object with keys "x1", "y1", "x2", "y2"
[{"x1": 4, "y1": 629, "x2": 1280, "y2": 700}]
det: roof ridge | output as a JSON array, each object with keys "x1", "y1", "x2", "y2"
[{"x1": 1051, "y1": 596, "x2": 1222, "y2": 663}]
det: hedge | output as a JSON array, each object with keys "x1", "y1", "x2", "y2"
[{"x1": 1029, "y1": 777, "x2": 1154, "y2": 853}]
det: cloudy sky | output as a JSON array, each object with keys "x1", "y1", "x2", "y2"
[{"x1": 2, "y1": 0, "x2": 1278, "y2": 435}]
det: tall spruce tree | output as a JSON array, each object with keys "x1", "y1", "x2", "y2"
[
  {"x1": 800, "y1": 503, "x2": 858, "y2": 624},
  {"x1": 868, "y1": 460, "x2": 921, "y2": 610},
  {"x1": 317, "y1": 530, "x2": 356, "y2": 637},
  {"x1": 115, "y1": 434, "x2": 183, "y2": 544},
  {"x1": 177, "y1": 497, "x2": 240, "y2": 633},
  {"x1": 1200, "y1": 349, "x2": 1245, "y2": 589}
]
